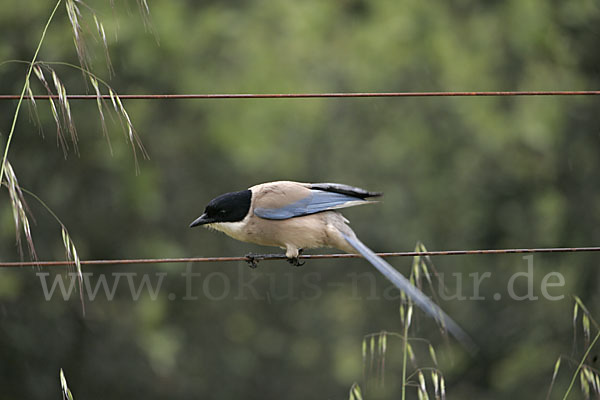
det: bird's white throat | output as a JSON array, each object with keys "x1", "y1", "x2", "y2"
[{"x1": 207, "y1": 218, "x2": 249, "y2": 242}]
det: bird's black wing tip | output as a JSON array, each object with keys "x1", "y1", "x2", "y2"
[
  {"x1": 367, "y1": 191, "x2": 384, "y2": 198},
  {"x1": 310, "y1": 183, "x2": 383, "y2": 199}
]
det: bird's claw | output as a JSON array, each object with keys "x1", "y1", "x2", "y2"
[
  {"x1": 245, "y1": 253, "x2": 259, "y2": 269},
  {"x1": 245, "y1": 251, "x2": 306, "y2": 268},
  {"x1": 286, "y1": 249, "x2": 305, "y2": 267},
  {"x1": 286, "y1": 257, "x2": 305, "y2": 267}
]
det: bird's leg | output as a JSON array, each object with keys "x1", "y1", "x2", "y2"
[
  {"x1": 245, "y1": 253, "x2": 259, "y2": 269},
  {"x1": 244, "y1": 249, "x2": 306, "y2": 268},
  {"x1": 244, "y1": 253, "x2": 287, "y2": 269},
  {"x1": 286, "y1": 248, "x2": 305, "y2": 267}
]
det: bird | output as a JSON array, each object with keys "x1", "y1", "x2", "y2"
[{"x1": 190, "y1": 180, "x2": 475, "y2": 351}]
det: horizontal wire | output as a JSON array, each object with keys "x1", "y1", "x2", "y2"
[
  {"x1": 1, "y1": 246, "x2": 600, "y2": 268},
  {"x1": 1, "y1": 91, "x2": 600, "y2": 101},
  {"x1": 2, "y1": 90, "x2": 598, "y2": 267}
]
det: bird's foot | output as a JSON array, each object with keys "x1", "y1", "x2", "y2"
[
  {"x1": 286, "y1": 249, "x2": 305, "y2": 267},
  {"x1": 244, "y1": 253, "x2": 288, "y2": 269},
  {"x1": 245, "y1": 253, "x2": 260, "y2": 269}
]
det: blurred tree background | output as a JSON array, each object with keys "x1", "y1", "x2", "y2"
[{"x1": 1, "y1": 0, "x2": 600, "y2": 398}]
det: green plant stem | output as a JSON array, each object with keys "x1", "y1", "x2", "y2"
[
  {"x1": 562, "y1": 329, "x2": 600, "y2": 400},
  {"x1": 18, "y1": 184, "x2": 86, "y2": 315},
  {"x1": 401, "y1": 307, "x2": 410, "y2": 400},
  {"x1": 1, "y1": 60, "x2": 111, "y2": 87},
  {"x1": 19, "y1": 186, "x2": 64, "y2": 227},
  {"x1": 0, "y1": 0, "x2": 62, "y2": 185}
]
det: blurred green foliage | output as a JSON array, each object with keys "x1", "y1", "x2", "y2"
[{"x1": 1, "y1": 0, "x2": 600, "y2": 399}]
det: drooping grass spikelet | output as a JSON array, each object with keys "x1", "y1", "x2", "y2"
[
  {"x1": 25, "y1": 79, "x2": 36, "y2": 107},
  {"x1": 417, "y1": 371, "x2": 429, "y2": 400},
  {"x1": 135, "y1": 0, "x2": 157, "y2": 39},
  {"x1": 92, "y1": 14, "x2": 114, "y2": 76},
  {"x1": 580, "y1": 368, "x2": 590, "y2": 399},
  {"x1": 32, "y1": 64, "x2": 80, "y2": 155},
  {"x1": 88, "y1": 75, "x2": 112, "y2": 153},
  {"x1": 65, "y1": 0, "x2": 90, "y2": 72},
  {"x1": 361, "y1": 331, "x2": 446, "y2": 398},
  {"x1": 431, "y1": 370, "x2": 439, "y2": 400},
  {"x1": 412, "y1": 252, "x2": 421, "y2": 285},
  {"x1": 63, "y1": 0, "x2": 150, "y2": 168},
  {"x1": 428, "y1": 344, "x2": 438, "y2": 367},
  {"x1": 61, "y1": 225, "x2": 85, "y2": 315},
  {"x1": 24, "y1": 79, "x2": 43, "y2": 134},
  {"x1": 67, "y1": 0, "x2": 154, "y2": 70},
  {"x1": 583, "y1": 313, "x2": 591, "y2": 347},
  {"x1": 348, "y1": 383, "x2": 363, "y2": 400},
  {"x1": 114, "y1": 91, "x2": 148, "y2": 170},
  {"x1": 60, "y1": 369, "x2": 74, "y2": 400},
  {"x1": 572, "y1": 296, "x2": 600, "y2": 353},
  {"x1": 137, "y1": 0, "x2": 151, "y2": 17},
  {"x1": 51, "y1": 68, "x2": 79, "y2": 154},
  {"x1": 545, "y1": 357, "x2": 562, "y2": 400},
  {"x1": 378, "y1": 331, "x2": 388, "y2": 385},
  {"x1": 406, "y1": 304, "x2": 414, "y2": 329},
  {"x1": 440, "y1": 376, "x2": 446, "y2": 400},
  {"x1": 583, "y1": 367, "x2": 598, "y2": 397},
  {"x1": 417, "y1": 243, "x2": 434, "y2": 288},
  {"x1": 30, "y1": 63, "x2": 147, "y2": 168},
  {"x1": 369, "y1": 335, "x2": 376, "y2": 378},
  {"x1": 556, "y1": 298, "x2": 600, "y2": 400},
  {"x1": 412, "y1": 242, "x2": 456, "y2": 339},
  {"x1": 33, "y1": 65, "x2": 68, "y2": 154},
  {"x1": 567, "y1": 333, "x2": 600, "y2": 399},
  {"x1": 361, "y1": 331, "x2": 395, "y2": 388},
  {"x1": 14, "y1": 185, "x2": 87, "y2": 316},
  {"x1": 552, "y1": 357, "x2": 561, "y2": 380},
  {"x1": 3, "y1": 160, "x2": 37, "y2": 260},
  {"x1": 414, "y1": 242, "x2": 443, "y2": 305}
]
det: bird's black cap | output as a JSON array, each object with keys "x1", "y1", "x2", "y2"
[{"x1": 190, "y1": 189, "x2": 252, "y2": 227}]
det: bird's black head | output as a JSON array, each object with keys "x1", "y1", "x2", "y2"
[{"x1": 190, "y1": 189, "x2": 252, "y2": 227}]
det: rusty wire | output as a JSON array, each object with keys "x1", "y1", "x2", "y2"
[
  {"x1": 1, "y1": 246, "x2": 599, "y2": 268},
  {"x1": 2, "y1": 89, "x2": 599, "y2": 268},
  {"x1": 1, "y1": 91, "x2": 600, "y2": 101}
]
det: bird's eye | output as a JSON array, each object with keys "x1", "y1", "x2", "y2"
[{"x1": 219, "y1": 209, "x2": 227, "y2": 215}]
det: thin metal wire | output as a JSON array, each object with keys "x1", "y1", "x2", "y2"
[
  {"x1": 1, "y1": 246, "x2": 599, "y2": 268},
  {"x1": 1, "y1": 91, "x2": 600, "y2": 100},
  {"x1": 1, "y1": 89, "x2": 599, "y2": 267}
]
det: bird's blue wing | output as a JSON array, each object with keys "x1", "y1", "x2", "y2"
[{"x1": 254, "y1": 190, "x2": 367, "y2": 220}]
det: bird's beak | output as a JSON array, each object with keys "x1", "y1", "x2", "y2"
[{"x1": 190, "y1": 213, "x2": 211, "y2": 228}]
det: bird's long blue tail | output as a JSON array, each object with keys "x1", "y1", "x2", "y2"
[{"x1": 342, "y1": 232, "x2": 477, "y2": 354}]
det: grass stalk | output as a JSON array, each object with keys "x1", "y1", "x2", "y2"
[
  {"x1": 401, "y1": 305, "x2": 410, "y2": 400},
  {"x1": 0, "y1": 0, "x2": 62, "y2": 185},
  {"x1": 20, "y1": 186, "x2": 85, "y2": 314},
  {"x1": 562, "y1": 329, "x2": 600, "y2": 400}
]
